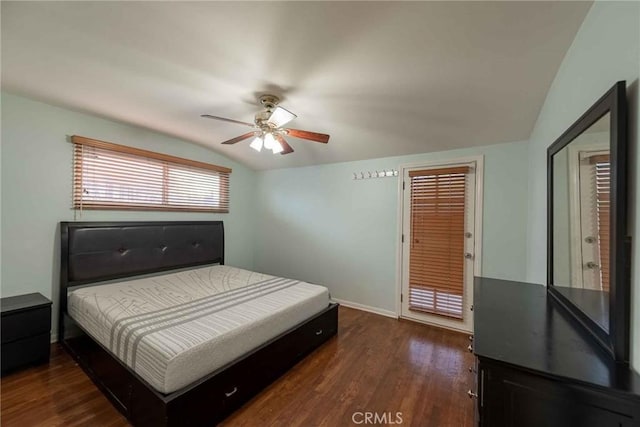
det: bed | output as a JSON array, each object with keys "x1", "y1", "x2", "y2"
[{"x1": 59, "y1": 221, "x2": 338, "y2": 426}]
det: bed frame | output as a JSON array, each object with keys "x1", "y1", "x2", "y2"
[{"x1": 59, "y1": 221, "x2": 338, "y2": 427}]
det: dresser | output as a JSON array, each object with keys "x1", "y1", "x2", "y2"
[
  {"x1": 472, "y1": 277, "x2": 640, "y2": 427},
  {"x1": 1, "y1": 293, "x2": 52, "y2": 375}
]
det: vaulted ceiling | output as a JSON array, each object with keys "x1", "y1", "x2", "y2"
[{"x1": 1, "y1": 1, "x2": 591, "y2": 170}]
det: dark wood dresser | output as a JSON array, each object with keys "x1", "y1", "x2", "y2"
[
  {"x1": 472, "y1": 277, "x2": 640, "y2": 427},
  {"x1": 1, "y1": 293, "x2": 52, "y2": 375}
]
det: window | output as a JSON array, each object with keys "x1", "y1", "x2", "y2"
[
  {"x1": 72, "y1": 136, "x2": 231, "y2": 213},
  {"x1": 407, "y1": 166, "x2": 470, "y2": 320}
]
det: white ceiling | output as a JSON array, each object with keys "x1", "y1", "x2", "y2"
[{"x1": 1, "y1": 1, "x2": 591, "y2": 171}]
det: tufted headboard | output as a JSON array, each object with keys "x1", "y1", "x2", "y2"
[{"x1": 60, "y1": 220, "x2": 224, "y2": 288}]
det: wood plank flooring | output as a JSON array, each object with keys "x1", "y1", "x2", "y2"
[{"x1": 1, "y1": 307, "x2": 475, "y2": 426}]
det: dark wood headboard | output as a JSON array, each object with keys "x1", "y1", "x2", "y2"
[{"x1": 59, "y1": 221, "x2": 224, "y2": 332}]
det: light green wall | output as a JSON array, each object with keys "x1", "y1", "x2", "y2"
[
  {"x1": 253, "y1": 140, "x2": 529, "y2": 313},
  {"x1": 552, "y1": 147, "x2": 571, "y2": 287},
  {"x1": 524, "y1": 1, "x2": 640, "y2": 371},
  {"x1": 1, "y1": 92, "x2": 257, "y2": 337}
]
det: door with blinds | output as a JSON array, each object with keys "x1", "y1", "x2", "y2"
[
  {"x1": 569, "y1": 148, "x2": 610, "y2": 291},
  {"x1": 400, "y1": 161, "x2": 479, "y2": 332}
]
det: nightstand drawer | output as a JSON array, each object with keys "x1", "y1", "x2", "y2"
[
  {"x1": 1, "y1": 305, "x2": 51, "y2": 343},
  {"x1": 1, "y1": 332, "x2": 51, "y2": 374}
]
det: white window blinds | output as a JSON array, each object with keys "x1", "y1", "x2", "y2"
[{"x1": 72, "y1": 136, "x2": 231, "y2": 213}]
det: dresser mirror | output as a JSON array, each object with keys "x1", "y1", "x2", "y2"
[{"x1": 547, "y1": 81, "x2": 629, "y2": 362}]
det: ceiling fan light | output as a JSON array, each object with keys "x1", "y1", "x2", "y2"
[
  {"x1": 249, "y1": 136, "x2": 263, "y2": 152},
  {"x1": 263, "y1": 132, "x2": 276, "y2": 150},
  {"x1": 267, "y1": 106, "x2": 297, "y2": 128},
  {"x1": 271, "y1": 140, "x2": 284, "y2": 154}
]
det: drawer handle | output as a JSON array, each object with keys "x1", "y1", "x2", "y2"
[
  {"x1": 467, "y1": 344, "x2": 473, "y2": 353},
  {"x1": 315, "y1": 329, "x2": 323, "y2": 336},
  {"x1": 467, "y1": 390, "x2": 478, "y2": 399},
  {"x1": 225, "y1": 386, "x2": 238, "y2": 397}
]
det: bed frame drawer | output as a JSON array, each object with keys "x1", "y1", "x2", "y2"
[
  {"x1": 298, "y1": 305, "x2": 339, "y2": 351},
  {"x1": 166, "y1": 362, "x2": 257, "y2": 425}
]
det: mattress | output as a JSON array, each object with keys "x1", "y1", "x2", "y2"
[{"x1": 68, "y1": 265, "x2": 329, "y2": 394}]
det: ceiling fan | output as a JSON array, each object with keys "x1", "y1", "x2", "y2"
[{"x1": 201, "y1": 95, "x2": 329, "y2": 155}]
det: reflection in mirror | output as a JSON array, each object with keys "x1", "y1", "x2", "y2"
[{"x1": 552, "y1": 112, "x2": 610, "y2": 332}]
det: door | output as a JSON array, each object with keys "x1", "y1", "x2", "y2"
[
  {"x1": 400, "y1": 159, "x2": 481, "y2": 333},
  {"x1": 568, "y1": 144, "x2": 610, "y2": 291}
]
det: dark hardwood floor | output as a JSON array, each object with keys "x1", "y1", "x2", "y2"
[{"x1": 1, "y1": 307, "x2": 475, "y2": 426}]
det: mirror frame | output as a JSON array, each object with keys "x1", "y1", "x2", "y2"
[{"x1": 547, "y1": 81, "x2": 629, "y2": 362}]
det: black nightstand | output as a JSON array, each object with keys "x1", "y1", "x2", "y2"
[{"x1": 1, "y1": 293, "x2": 52, "y2": 375}]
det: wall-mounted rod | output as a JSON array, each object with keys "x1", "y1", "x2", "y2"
[{"x1": 352, "y1": 169, "x2": 399, "y2": 180}]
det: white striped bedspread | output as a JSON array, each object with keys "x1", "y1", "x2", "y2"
[{"x1": 68, "y1": 265, "x2": 330, "y2": 394}]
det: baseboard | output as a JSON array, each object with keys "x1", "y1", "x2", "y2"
[
  {"x1": 330, "y1": 298, "x2": 398, "y2": 319},
  {"x1": 397, "y1": 315, "x2": 473, "y2": 334}
]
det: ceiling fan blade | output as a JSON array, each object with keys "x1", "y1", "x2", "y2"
[
  {"x1": 267, "y1": 106, "x2": 297, "y2": 128},
  {"x1": 286, "y1": 129, "x2": 330, "y2": 144},
  {"x1": 221, "y1": 132, "x2": 256, "y2": 145},
  {"x1": 275, "y1": 134, "x2": 294, "y2": 155},
  {"x1": 201, "y1": 114, "x2": 256, "y2": 128}
]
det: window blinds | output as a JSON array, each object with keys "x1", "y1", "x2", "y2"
[
  {"x1": 408, "y1": 166, "x2": 469, "y2": 319},
  {"x1": 591, "y1": 154, "x2": 610, "y2": 292},
  {"x1": 72, "y1": 136, "x2": 231, "y2": 213}
]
